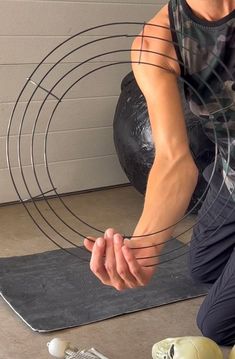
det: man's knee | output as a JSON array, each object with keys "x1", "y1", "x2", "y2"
[{"x1": 197, "y1": 310, "x2": 234, "y2": 346}]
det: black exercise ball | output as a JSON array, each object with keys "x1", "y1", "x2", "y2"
[{"x1": 113, "y1": 71, "x2": 215, "y2": 213}]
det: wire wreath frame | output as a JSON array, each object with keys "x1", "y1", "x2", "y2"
[{"x1": 6, "y1": 22, "x2": 234, "y2": 267}]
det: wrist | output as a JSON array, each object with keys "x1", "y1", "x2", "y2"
[
  {"x1": 131, "y1": 221, "x2": 170, "y2": 247},
  {"x1": 124, "y1": 235, "x2": 164, "y2": 268}
]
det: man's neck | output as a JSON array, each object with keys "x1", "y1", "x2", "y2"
[{"x1": 187, "y1": 0, "x2": 235, "y2": 21}]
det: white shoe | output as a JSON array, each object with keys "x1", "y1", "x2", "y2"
[
  {"x1": 229, "y1": 345, "x2": 235, "y2": 359},
  {"x1": 152, "y1": 336, "x2": 224, "y2": 359}
]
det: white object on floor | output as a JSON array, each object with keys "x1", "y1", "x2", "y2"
[
  {"x1": 48, "y1": 338, "x2": 71, "y2": 358},
  {"x1": 152, "y1": 336, "x2": 224, "y2": 359},
  {"x1": 47, "y1": 338, "x2": 110, "y2": 359}
]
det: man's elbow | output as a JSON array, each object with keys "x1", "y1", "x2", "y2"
[
  {"x1": 153, "y1": 150, "x2": 199, "y2": 181},
  {"x1": 167, "y1": 153, "x2": 199, "y2": 196},
  {"x1": 178, "y1": 153, "x2": 199, "y2": 179}
]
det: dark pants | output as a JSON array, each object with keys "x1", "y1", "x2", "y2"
[{"x1": 189, "y1": 159, "x2": 235, "y2": 346}]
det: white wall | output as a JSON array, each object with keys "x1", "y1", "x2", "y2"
[{"x1": 0, "y1": 0, "x2": 166, "y2": 204}]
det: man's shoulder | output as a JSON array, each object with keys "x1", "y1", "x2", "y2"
[
  {"x1": 146, "y1": 3, "x2": 170, "y2": 29},
  {"x1": 142, "y1": 3, "x2": 180, "y2": 76}
]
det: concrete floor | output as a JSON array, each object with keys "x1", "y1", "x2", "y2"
[{"x1": 0, "y1": 186, "x2": 231, "y2": 358}]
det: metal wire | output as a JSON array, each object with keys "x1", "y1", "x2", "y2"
[
  {"x1": 6, "y1": 22, "x2": 234, "y2": 267},
  {"x1": 7, "y1": 24, "x2": 233, "y2": 262}
]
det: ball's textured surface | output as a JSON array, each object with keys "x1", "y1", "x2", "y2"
[{"x1": 113, "y1": 72, "x2": 215, "y2": 213}]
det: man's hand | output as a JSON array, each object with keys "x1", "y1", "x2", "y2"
[{"x1": 84, "y1": 228, "x2": 158, "y2": 291}]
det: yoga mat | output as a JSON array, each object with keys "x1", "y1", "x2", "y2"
[{"x1": 0, "y1": 239, "x2": 210, "y2": 332}]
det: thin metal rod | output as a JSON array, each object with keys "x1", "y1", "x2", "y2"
[
  {"x1": 26, "y1": 78, "x2": 61, "y2": 101},
  {"x1": 22, "y1": 188, "x2": 57, "y2": 203},
  {"x1": 138, "y1": 22, "x2": 146, "y2": 64}
]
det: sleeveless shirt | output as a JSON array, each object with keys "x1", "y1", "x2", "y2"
[{"x1": 168, "y1": 0, "x2": 235, "y2": 198}]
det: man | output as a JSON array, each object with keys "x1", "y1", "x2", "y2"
[{"x1": 84, "y1": 0, "x2": 235, "y2": 345}]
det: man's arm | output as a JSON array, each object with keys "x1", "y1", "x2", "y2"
[
  {"x1": 129, "y1": 76, "x2": 199, "y2": 262},
  {"x1": 84, "y1": 6, "x2": 199, "y2": 289},
  {"x1": 126, "y1": 10, "x2": 199, "y2": 260}
]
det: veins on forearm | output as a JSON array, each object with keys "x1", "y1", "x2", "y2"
[{"x1": 132, "y1": 157, "x2": 198, "y2": 243}]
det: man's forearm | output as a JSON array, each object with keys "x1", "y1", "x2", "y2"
[{"x1": 132, "y1": 153, "x2": 199, "y2": 247}]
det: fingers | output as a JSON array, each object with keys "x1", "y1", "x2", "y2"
[
  {"x1": 87, "y1": 228, "x2": 154, "y2": 290},
  {"x1": 104, "y1": 229, "x2": 126, "y2": 291},
  {"x1": 90, "y1": 237, "x2": 110, "y2": 285},
  {"x1": 122, "y1": 244, "x2": 149, "y2": 286},
  {"x1": 84, "y1": 236, "x2": 96, "y2": 252},
  {"x1": 89, "y1": 229, "x2": 126, "y2": 291},
  {"x1": 113, "y1": 234, "x2": 138, "y2": 288}
]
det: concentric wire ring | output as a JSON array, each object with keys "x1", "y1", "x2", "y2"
[{"x1": 6, "y1": 22, "x2": 234, "y2": 266}]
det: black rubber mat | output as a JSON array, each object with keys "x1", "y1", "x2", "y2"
[{"x1": 0, "y1": 239, "x2": 210, "y2": 332}]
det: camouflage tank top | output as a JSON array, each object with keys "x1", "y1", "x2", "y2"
[{"x1": 168, "y1": 0, "x2": 235, "y2": 198}]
